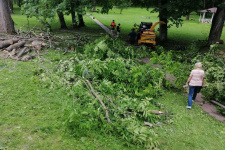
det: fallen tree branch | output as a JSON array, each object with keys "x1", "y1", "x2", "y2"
[
  {"x1": 83, "y1": 78, "x2": 111, "y2": 123},
  {"x1": 0, "y1": 39, "x2": 19, "y2": 49},
  {"x1": 6, "y1": 41, "x2": 26, "y2": 51}
]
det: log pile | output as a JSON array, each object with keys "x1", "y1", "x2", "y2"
[
  {"x1": 0, "y1": 39, "x2": 46, "y2": 61},
  {"x1": 0, "y1": 24, "x2": 92, "y2": 61}
]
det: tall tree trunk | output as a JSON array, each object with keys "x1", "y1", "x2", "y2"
[
  {"x1": 0, "y1": 0, "x2": 15, "y2": 34},
  {"x1": 186, "y1": 12, "x2": 190, "y2": 20},
  {"x1": 57, "y1": 11, "x2": 67, "y2": 29},
  {"x1": 159, "y1": 0, "x2": 168, "y2": 42},
  {"x1": 18, "y1": 0, "x2": 22, "y2": 7},
  {"x1": 78, "y1": 14, "x2": 85, "y2": 27},
  {"x1": 8, "y1": 0, "x2": 13, "y2": 14},
  {"x1": 71, "y1": 3, "x2": 77, "y2": 29},
  {"x1": 120, "y1": 8, "x2": 123, "y2": 14},
  {"x1": 208, "y1": 6, "x2": 225, "y2": 45},
  {"x1": 92, "y1": 0, "x2": 96, "y2": 11}
]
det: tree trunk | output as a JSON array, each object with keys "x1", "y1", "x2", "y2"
[
  {"x1": 0, "y1": 0, "x2": 15, "y2": 34},
  {"x1": 186, "y1": 13, "x2": 190, "y2": 20},
  {"x1": 71, "y1": 3, "x2": 77, "y2": 29},
  {"x1": 92, "y1": 0, "x2": 96, "y2": 11},
  {"x1": 18, "y1": 0, "x2": 22, "y2": 7},
  {"x1": 78, "y1": 14, "x2": 85, "y2": 27},
  {"x1": 8, "y1": 0, "x2": 13, "y2": 14},
  {"x1": 120, "y1": 8, "x2": 123, "y2": 14},
  {"x1": 208, "y1": 6, "x2": 225, "y2": 45},
  {"x1": 57, "y1": 11, "x2": 67, "y2": 29},
  {"x1": 159, "y1": 0, "x2": 168, "y2": 42}
]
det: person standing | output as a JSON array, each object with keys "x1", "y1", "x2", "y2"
[
  {"x1": 131, "y1": 23, "x2": 139, "y2": 31},
  {"x1": 128, "y1": 28, "x2": 137, "y2": 45},
  {"x1": 117, "y1": 23, "x2": 121, "y2": 37},
  {"x1": 185, "y1": 62, "x2": 205, "y2": 109},
  {"x1": 110, "y1": 20, "x2": 116, "y2": 36}
]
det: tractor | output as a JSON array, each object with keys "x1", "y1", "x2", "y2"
[{"x1": 137, "y1": 21, "x2": 166, "y2": 47}]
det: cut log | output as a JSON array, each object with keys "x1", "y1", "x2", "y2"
[
  {"x1": 6, "y1": 41, "x2": 26, "y2": 51},
  {"x1": 21, "y1": 55, "x2": 35, "y2": 61},
  {"x1": 144, "y1": 121, "x2": 153, "y2": 127},
  {"x1": 17, "y1": 47, "x2": 28, "y2": 58},
  {"x1": 0, "y1": 39, "x2": 19, "y2": 49},
  {"x1": 32, "y1": 40, "x2": 42, "y2": 50},
  {"x1": 152, "y1": 110, "x2": 167, "y2": 115}
]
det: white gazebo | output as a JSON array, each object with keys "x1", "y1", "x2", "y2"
[{"x1": 199, "y1": 7, "x2": 217, "y2": 23}]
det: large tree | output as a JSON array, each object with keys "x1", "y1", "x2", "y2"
[
  {"x1": 0, "y1": 0, "x2": 15, "y2": 34},
  {"x1": 208, "y1": 1, "x2": 225, "y2": 45}
]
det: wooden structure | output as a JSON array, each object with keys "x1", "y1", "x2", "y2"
[{"x1": 199, "y1": 7, "x2": 217, "y2": 23}]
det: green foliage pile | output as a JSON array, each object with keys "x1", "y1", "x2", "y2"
[
  {"x1": 35, "y1": 37, "x2": 172, "y2": 149},
  {"x1": 192, "y1": 44, "x2": 225, "y2": 105},
  {"x1": 151, "y1": 44, "x2": 225, "y2": 114}
]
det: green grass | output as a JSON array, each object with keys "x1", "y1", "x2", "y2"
[
  {"x1": 12, "y1": 6, "x2": 106, "y2": 37},
  {"x1": 155, "y1": 91, "x2": 225, "y2": 150},
  {"x1": 1, "y1": 54, "x2": 225, "y2": 149},
  {"x1": 3, "y1": 6, "x2": 225, "y2": 150},
  {"x1": 12, "y1": 6, "x2": 225, "y2": 48},
  {"x1": 0, "y1": 53, "x2": 141, "y2": 150},
  {"x1": 88, "y1": 7, "x2": 225, "y2": 47}
]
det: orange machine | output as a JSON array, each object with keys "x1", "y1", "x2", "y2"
[{"x1": 138, "y1": 21, "x2": 166, "y2": 46}]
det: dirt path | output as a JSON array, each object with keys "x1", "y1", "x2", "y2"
[
  {"x1": 192, "y1": 94, "x2": 225, "y2": 124},
  {"x1": 138, "y1": 57, "x2": 225, "y2": 124}
]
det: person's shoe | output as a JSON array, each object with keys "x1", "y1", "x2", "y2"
[
  {"x1": 186, "y1": 106, "x2": 192, "y2": 109},
  {"x1": 192, "y1": 100, "x2": 195, "y2": 102}
]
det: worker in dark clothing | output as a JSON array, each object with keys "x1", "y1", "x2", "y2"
[
  {"x1": 128, "y1": 29, "x2": 137, "y2": 45},
  {"x1": 117, "y1": 23, "x2": 121, "y2": 37},
  {"x1": 110, "y1": 20, "x2": 116, "y2": 36}
]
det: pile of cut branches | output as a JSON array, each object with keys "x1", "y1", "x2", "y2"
[{"x1": 0, "y1": 38, "x2": 46, "y2": 61}]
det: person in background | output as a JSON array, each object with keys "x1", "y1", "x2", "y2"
[
  {"x1": 117, "y1": 23, "x2": 121, "y2": 37},
  {"x1": 131, "y1": 23, "x2": 139, "y2": 31},
  {"x1": 128, "y1": 28, "x2": 137, "y2": 45},
  {"x1": 185, "y1": 62, "x2": 205, "y2": 109},
  {"x1": 110, "y1": 20, "x2": 116, "y2": 36}
]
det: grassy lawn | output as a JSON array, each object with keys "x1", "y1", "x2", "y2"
[
  {"x1": 155, "y1": 91, "x2": 225, "y2": 150},
  {"x1": 1, "y1": 55, "x2": 225, "y2": 149},
  {"x1": 0, "y1": 52, "x2": 140, "y2": 150},
  {"x1": 12, "y1": 6, "x2": 225, "y2": 48},
  {"x1": 12, "y1": 6, "x2": 106, "y2": 40},
  {"x1": 1, "y1": 5, "x2": 224, "y2": 150},
  {"x1": 88, "y1": 7, "x2": 225, "y2": 46}
]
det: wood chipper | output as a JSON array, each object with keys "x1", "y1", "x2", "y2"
[{"x1": 137, "y1": 21, "x2": 166, "y2": 46}]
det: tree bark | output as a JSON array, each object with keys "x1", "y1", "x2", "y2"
[
  {"x1": 78, "y1": 14, "x2": 85, "y2": 27},
  {"x1": 159, "y1": 0, "x2": 168, "y2": 42},
  {"x1": 208, "y1": 6, "x2": 225, "y2": 45},
  {"x1": 0, "y1": 39, "x2": 19, "y2": 49},
  {"x1": 57, "y1": 11, "x2": 67, "y2": 29},
  {"x1": 71, "y1": 3, "x2": 77, "y2": 29},
  {"x1": 0, "y1": 0, "x2": 15, "y2": 34},
  {"x1": 186, "y1": 13, "x2": 190, "y2": 20},
  {"x1": 8, "y1": 0, "x2": 13, "y2": 14},
  {"x1": 6, "y1": 41, "x2": 26, "y2": 51},
  {"x1": 92, "y1": 0, "x2": 96, "y2": 11},
  {"x1": 120, "y1": 8, "x2": 123, "y2": 14},
  {"x1": 18, "y1": 0, "x2": 22, "y2": 7}
]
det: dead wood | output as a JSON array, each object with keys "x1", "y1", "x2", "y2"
[
  {"x1": 84, "y1": 78, "x2": 111, "y2": 123},
  {"x1": 152, "y1": 110, "x2": 167, "y2": 115},
  {"x1": 0, "y1": 39, "x2": 19, "y2": 49},
  {"x1": 6, "y1": 41, "x2": 26, "y2": 51},
  {"x1": 17, "y1": 47, "x2": 28, "y2": 58},
  {"x1": 21, "y1": 55, "x2": 35, "y2": 61},
  {"x1": 143, "y1": 121, "x2": 153, "y2": 127},
  {"x1": 32, "y1": 40, "x2": 42, "y2": 50}
]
